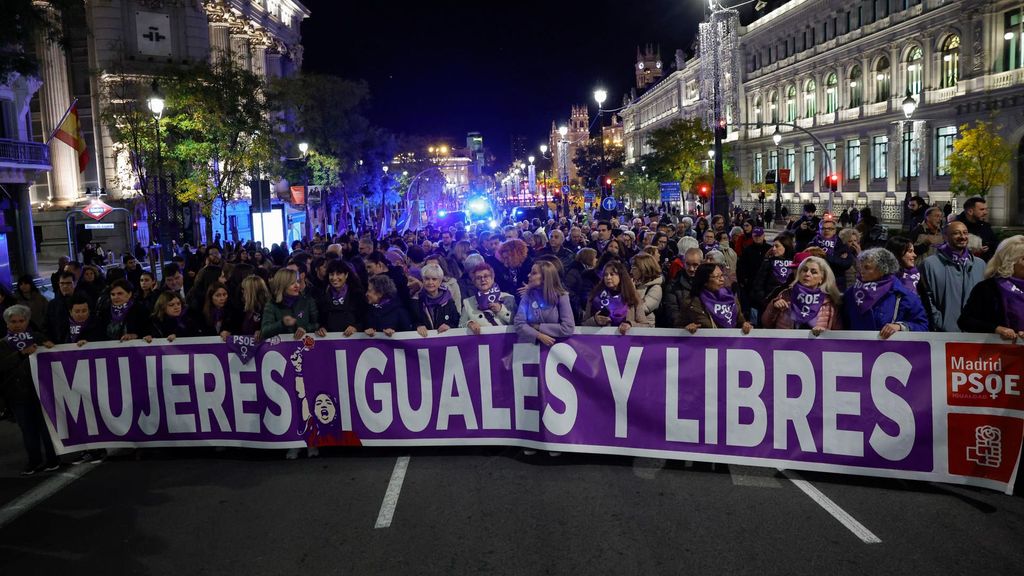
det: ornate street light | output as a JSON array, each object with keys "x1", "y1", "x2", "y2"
[
  {"x1": 146, "y1": 80, "x2": 165, "y2": 270},
  {"x1": 901, "y1": 95, "x2": 917, "y2": 231}
]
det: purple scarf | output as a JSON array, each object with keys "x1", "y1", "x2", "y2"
[
  {"x1": 852, "y1": 275, "x2": 896, "y2": 314},
  {"x1": 281, "y1": 293, "x2": 300, "y2": 309},
  {"x1": 700, "y1": 242, "x2": 719, "y2": 255},
  {"x1": 771, "y1": 258, "x2": 793, "y2": 284},
  {"x1": 811, "y1": 235, "x2": 837, "y2": 256},
  {"x1": 372, "y1": 296, "x2": 393, "y2": 310},
  {"x1": 211, "y1": 306, "x2": 225, "y2": 332},
  {"x1": 110, "y1": 300, "x2": 134, "y2": 324},
  {"x1": 996, "y1": 277, "x2": 1024, "y2": 331},
  {"x1": 790, "y1": 283, "x2": 825, "y2": 327},
  {"x1": 592, "y1": 288, "x2": 628, "y2": 324},
  {"x1": 5, "y1": 330, "x2": 34, "y2": 351},
  {"x1": 938, "y1": 243, "x2": 971, "y2": 268},
  {"x1": 699, "y1": 288, "x2": 738, "y2": 328},
  {"x1": 68, "y1": 317, "x2": 87, "y2": 343},
  {"x1": 476, "y1": 285, "x2": 503, "y2": 326},
  {"x1": 420, "y1": 286, "x2": 452, "y2": 308},
  {"x1": 329, "y1": 284, "x2": 348, "y2": 307},
  {"x1": 898, "y1": 267, "x2": 921, "y2": 292},
  {"x1": 226, "y1": 334, "x2": 262, "y2": 364}
]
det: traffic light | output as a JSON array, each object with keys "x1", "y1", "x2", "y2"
[
  {"x1": 699, "y1": 185, "x2": 709, "y2": 198},
  {"x1": 827, "y1": 173, "x2": 839, "y2": 192}
]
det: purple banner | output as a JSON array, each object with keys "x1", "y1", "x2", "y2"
[{"x1": 28, "y1": 328, "x2": 1020, "y2": 491}]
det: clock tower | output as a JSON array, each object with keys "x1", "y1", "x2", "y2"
[{"x1": 635, "y1": 44, "x2": 663, "y2": 91}]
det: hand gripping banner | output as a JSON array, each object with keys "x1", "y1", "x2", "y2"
[{"x1": 31, "y1": 328, "x2": 1024, "y2": 493}]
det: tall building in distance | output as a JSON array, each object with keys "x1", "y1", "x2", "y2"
[
  {"x1": 602, "y1": 114, "x2": 624, "y2": 149},
  {"x1": 549, "y1": 105, "x2": 591, "y2": 186},
  {"x1": 509, "y1": 134, "x2": 528, "y2": 164},
  {"x1": 466, "y1": 131, "x2": 487, "y2": 180},
  {"x1": 635, "y1": 44, "x2": 664, "y2": 92}
]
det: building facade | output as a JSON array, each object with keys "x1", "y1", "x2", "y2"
[
  {"x1": 622, "y1": 0, "x2": 1024, "y2": 225},
  {"x1": 549, "y1": 104, "x2": 591, "y2": 186},
  {"x1": 25, "y1": 0, "x2": 308, "y2": 269}
]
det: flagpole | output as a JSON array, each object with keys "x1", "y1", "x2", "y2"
[{"x1": 45, "y1": 98, "x2": 79, "y2": 145}]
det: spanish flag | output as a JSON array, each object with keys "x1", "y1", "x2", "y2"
[{"x1": 52, "y1": 99, "x2": 90, "y2": 172}]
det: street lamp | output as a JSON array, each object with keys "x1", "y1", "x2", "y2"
[
  {"x1": 380, "y1": 164, "x2": 389, "y2": 237},
  {"x1": 901, "y1": 94, "x2": 917, "y2": 231},
  {"x1": 594, "y1": 88, "x2": 609, "y2": 198},
  {"x1": 146, "y1": 79, "x2": 165, "y2": 273},
  {"x1": 558, "y1": 125, "x2": 569, "y2": 217},
  {"x1": 772, "y1": 127, "x2": 784, "y2": 225}
]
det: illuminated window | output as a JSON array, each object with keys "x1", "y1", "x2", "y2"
[
  {"x1": 906, "y1": 47, "x2": 922, "y2": 96},
  {"x1": 849, "y1": 66, "x2": 862, "y2": 106},
  {"x1": 804, "y1": 79, "x2": 817, "y2": 117},
  {"x1": 825, "y1": 73, "x2": 838, "y2": 113},
  {"x1": 941, "y1": 35, "x2": 960, "y2": 88},
  {"x1": 875, "y1": 57, "x2": 890, "y2": 102}
]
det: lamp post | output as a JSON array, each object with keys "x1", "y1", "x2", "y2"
[
  {"x1": 594, "y1": 88, "x2": 608, "y2": 198},
  {"x1": 298, "y1": 142, "x2": 311, "y2": 240},
  {"x1": 528, "y1": 155, "x2": 536, "y2": 205},
  {"x1": 901, "y1": 95, "x2": 917, "y2": 231},
  {"x1": 380, "y1": 164, "x2": 389, "y2": 237},
  {"x1": 558, "y1": 125, "x2": 569, "y2": 217},
  {"x1": 773, "y1": 127, "x2": 783, "y2": 225},
  {"x1": 146, "y1": 80, "x2": 165, "y2": 275}
]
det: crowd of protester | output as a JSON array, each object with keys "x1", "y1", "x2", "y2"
[{"x1": 1, "y1": 195, "x2": 1022, "y2": 474}]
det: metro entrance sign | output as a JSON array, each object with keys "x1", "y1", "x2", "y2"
[{"x1": 81, "y1": 199, "x2": 113, "y2": 221}]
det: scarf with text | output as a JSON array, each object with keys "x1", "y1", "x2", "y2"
[
  {"x1": 592, "y1": 288, "x2": 628, "y2": 325},
  {"x1": 852, "y1": 275, "x2": 896, "y2": 315},
  {"x1": 700, "y1": 287, "x2": 738, "y2": 328},
  {"x1": 789, "y1": 283, "x2": 825, "y2": 327}
]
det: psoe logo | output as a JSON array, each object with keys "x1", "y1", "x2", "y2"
[
  {"x1": 946, "y1": 343, "x2": 1024, "y2": 410},
  {"x1": 966, "y1": 426, "x2": 1001, "y2": 468}
]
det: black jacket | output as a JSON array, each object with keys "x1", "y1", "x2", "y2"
[
  {"x1": 318, "y1": 287, "x2": 365, "y2": 332},
  {"x1": 94, "y1": 300, "x2": 152, "y2": 341},
  {"x1": 367, "y1": 297, "x2": 414, "y2": 332},
  {"x1": 958, "y1": 277, "x2": 1015, "y2": 333},
  {"x1": 413, "y1": 295, "x2": 460, "y2": 330}
]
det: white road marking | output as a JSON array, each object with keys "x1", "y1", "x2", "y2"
[
  {"x1": 729, "y1": 465, "x2": 782, "y2": 488},
  {"x1": 632, "y1": 457, "x2": 666, "y2": 480},
  {"x1": 781, "y1": 469, "x2": 882, "y2": 544},
  {"x1": 375, "y1": 456, "x2": 410, "y2": 529},
  {"x1": 0, "y1": 465, "x2": 97, "y2": 529}
]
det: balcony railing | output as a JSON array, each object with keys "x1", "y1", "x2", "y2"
[
  {"x1": 0, "y1": 138, "x2": 51, "y2": 170},
  {"x1": 796, "y1": 116, "x2": 814, "y2": 129},
  {"x1": 864, "y1": 101, "x2": 888, "y2": 117},
  {"x1": 838, "y1": 107, "x2": 861, "y2": 122}
]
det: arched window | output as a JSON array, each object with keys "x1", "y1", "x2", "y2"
[
  {"x1": 825, "y1": 73, "x2": 838, "y2": 113},
  {"x1": 849, "y1": 66, "x2": 863, "y2": 107},
  {"x1": 754, "y1": 96, "x2": 763, "y2": 127},
  {"x1": 786, "y1": 84, "x2": 797, "y2": 122},
  {"x1": 804, "y1": 79, "x2": 817, "y2": 117},
  {"x1": 906, "y1": 47, "x2": 923, "y2": 96},
  {"x1": 875, "y1": 57, "x2": 890, "y2": 102},
  {"x1": 941, "y1": 35, "x2": 960, "y2": 88},
  {"x1": 769, "y1": 91, "x2": 779, "y2": 124}
]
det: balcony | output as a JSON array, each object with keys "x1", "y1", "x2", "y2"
[
  {"x1": 796, "y1": 116, "x2": 814, "y2": 129},
  {"x1": 817, "y1": 113, "x2": 835, "y2": 126},
  {"x1": 0, "y1": 138, "x2": 51, "y2": 171},
  {"x1": 864, "y1": 101, "x2": 888, "y2": 117},
  {"x1": 926, "y1": 86, "x2": 958, "y2": 105},
  {"x1": 987, "y1": 69, "x2": 1024, "y2": 90},
  {"x1": 838, "y1": 107, "x2": 861, "y2": 122}
]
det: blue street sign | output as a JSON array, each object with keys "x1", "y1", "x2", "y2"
[
  {"x1": 600, "y1": 196, "x2": 618, "y2": 212},
  {"x1": 584, "y1": 191, "x2": 595, "y2": 201},
  {"x1": 659, "y1": 182, "x2": 682, "y2": 202},
  {"x1": 561, "y1": 184, "x2": 570, "y2": 194}
]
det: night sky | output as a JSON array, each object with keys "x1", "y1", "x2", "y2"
[{"x1": 299, "y1": 0, "x2": 709, "y2": 165}]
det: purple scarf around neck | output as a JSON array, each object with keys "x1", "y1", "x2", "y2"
[
  {"x1": 110, "y1": 299, "x2": 134, "y2": 324},
  {"x1": 938, "y1": 243, "x2": 971, "y2": 268},
  {"x1": 5, "y1": 329, "x2": 34, "y2": 351},
  {"x1": 790, "y1": 283, "x2": 825, "y2": 327},
  {"x1": 699, "y1": 287, "x2": 738, "y2": 328},
  {"x1": 771, "y1": 258, "x2": 793, "y2": 284},
  {"x1": 68, "y1": 317, "x2": 87, "y2": 343},
  {"x1": 592, "y1": 288, "x2": 628, "y2": 324},
  {"x1": 898, "y1": 267, "x2": 921, "y2": 292},
  {"x1": 329, "y1": 284, "x2": 348, "y2": 306},
  {"x1": 996, "y1": 276, "x2": 1024, "y2": 331},
  {"x1": 811, "y1": 235, "x2": 837, "y2": 256},
  {"x1": 420, "y1": 286, "x2": 452, "y2": 308},
  {"x1": 372, "y1": 296, "x2": 392, "y2": 310},
  {"x1": 281, "y1": 293, "x2": 300, "y2": 309},
  {"x1": 851, "y1": 275, "x2": 896, "y2": 314},
  {"x1": 700, "y1": 242, "x2": 719, "y2": 255}
]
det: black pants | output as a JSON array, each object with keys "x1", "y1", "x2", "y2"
[{"x1": 12, "y1": 400, "x2": 57, "y2": 467}]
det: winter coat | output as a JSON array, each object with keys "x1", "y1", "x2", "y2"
[
  {"x1": 514, "y1": 292, "x2": 575, "y2": 342},
  {"x1": 679, "y1": 293, "x2": 748, "y2": 329},
  {"x1": 563, "y1": 262, "x2": 597, "y2": 323},
  {"x1": 317, "y1": 287, "x2": 365, "y2": 332},
  {"x1": 151, "y1": 314, "x2": 200, "y2": 339},
  {"x1": 920, "y1": 250, "x2": 986, "y2": 332},
  {"x1": 659, "y1": 272, "x2": 696, "y2": 328},
  {"x1": 14, "y1": 291, "x2": 48, "y2": 333},
  {"x1": 260, "y1": 295, "x2": 321, "y2": 338},
  {"x1": 751, "y1": 255, "x2": 794, "y2": 309},
  {"x1": 413, "y1": 293, "x2": 460, "y2": 331},
  {"x1": 760, "y1": 287, "x2": 843, "y2": 330},
  {"x1": 366, "y1": 297, "x2": 415, "y2": 333},
  {"x1": 0, "y1": 331, "x2": 47, "y2": 403},
  {"x1": 842, "y1": 278, "x2": 929, "y2": 332},
  {"x1": 637, "y1": 277, "x2": 664, "y2": 326},
  {"x1": 959, "y1": 277, "x2": 1021, "y2": 333},
  {"x1": 94, "y1": 300, "x2": 152, "y2": 341},
  {"x1": 581, "y1": 301, "x2": 653, "y2": 328},
  {"x1": 459, "y1": 292, "x2": 516, "y2": 327}
]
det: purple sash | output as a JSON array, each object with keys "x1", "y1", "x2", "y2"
[
  {"x1": 592, "y1": 289, "x2": 628, "y2": 324},
  {"x1": 997, "y1": 277, "x2": 1024, "y2": 331},
  {"x1": 771, "y1": 258, "x2": 793, "y2": 284},
  {"x1": 790, "y1": 283, "x2": 825, "y2": 327},
  {"x1": 699, "y1": 288, "x2": 738, "y2": 328},
  {"x1": 938, "y1": 243, "x2": 971, "y2": 268},
  {"x1": 700, "y1": 242, "x2": 718, "y2": 255},
  {"x1": 852, "y1": 275, "x2": 896, "y2": 314},
  {"x1": 5, "y1": 330, "x2": 34, "y2": 351},
  {"x1": 420, "y1": 286, "x2": 452, "y2": 308},
  {"x1": 811, "y1": 235, "x2": 837, "y2": 256},
  {"x1": 476, "y1": 285, "x2": 503, "y2": 326},
  {"x1": 67, "y1": 319, "x2": 86, "y2": 343},
  {"x1": 898, "y1": 267, "x2": 921, "y2": 292}
]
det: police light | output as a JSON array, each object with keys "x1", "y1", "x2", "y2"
[
  {"x1": 438, "y1": 209, "x2": 448, "y2": 217},
  {"x1": 488, "y1": 219, "x2": 498, "y2": 229},
  {"x1": 468, "y1": 198, "x2": 489, "y2": 214}
]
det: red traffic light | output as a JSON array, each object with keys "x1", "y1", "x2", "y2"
[
  {"x1": 827, "y1": 173, "x2": 839, "y2": 191},
  {"x1": 699, "y1": 185, "x2": 709, "y2": 198},
  {"x1": 605, "y1": 178, "x2": 612, "y2": 185}
]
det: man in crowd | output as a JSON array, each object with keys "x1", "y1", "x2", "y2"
[
  {"x1": 538, "y1": 228, "x2": 575, "y2": 271},
  {"x1": 920, "y1": 221, "x2": 985, "y2": 332},
  {"x1": 660, "y1": 247, "x2": 704, "y2": 327},
  {"x1": 909, "y1": 206, "x2": 945, "y2": 261},
  {"x1": 955, "y1": 197, "x2": 997, "y2": 261},
  {"x1": 161, "y1": 262, "x2": 186, "y2": 300}
]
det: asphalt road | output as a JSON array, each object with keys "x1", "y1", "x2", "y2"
[{"x1": 0, "y1": 420, "x2": 1021, "y2": 576}]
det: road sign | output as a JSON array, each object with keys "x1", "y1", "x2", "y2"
[
  {"x1": 81, "y1": 199, "x2": 113, "y2": 221},
  {"x1": 584, "y1": 191, "x2": 595, "y2": 202},
  {"x1": 307, "y1": 187, "x2": 321, "y2": 206},
  {"x1": 561, "y1": 184, "x2": 570, "y2": 194},
  {"x1": 600, "y1": 196, "x2": 618, "y2": 212},
  {"x1": 84, "y1": 222, "x2": 115, "y2": 230},
  {"x1": 659, "y1": 182, "x2": 682, "y2": 202}
]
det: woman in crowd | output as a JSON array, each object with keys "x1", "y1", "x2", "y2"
[
  {"x1": 582, "y1": 260, "x2": 650, "y2": 334},
  {"x1": 138, "y1": 271, "x2": 160, "y2": 312},
  {"x1": 13, "y1": 275, "x2": 48, "y2": 332},
  {"x1": 837, "y1": 227, "x2": 863, "y2": 290},
  {"x1": 187, "y1": 265, "x2": 225, "y2": 312},
  {"x1": 95, "y1": 279, "x2": 150, "y2": 342},
  {"x1": 195, "y1": 281, "x2": 234, "y2": 338},
  {"x1": 564, "y1": 247, "x2": 598, "y2": 322},
  {"x1": 52, "y1": 294, "x2": 103, "y2": 346},
  {"x1": 150, "y1": 292, "x2": 197, "y2": 341},
  {"x1": 423, "y1": 254, "x2": 462, "y2": 313},
  {"x1": 959, "y1": 236, "x2": 1024, "y2": 340},
  {"x1": 318, "y1": 259, "x2": 364, "y2": 336},
  {"x1": 0, "y1": 305, "x2": 58, "y2": 475},
  {"x1": 458, "y1": 253, "x2": 485, "y2": 300},
  {"x1": 514, "y1": 260, "x2": 575, "y2": 346},
  {"x1": 490, "y1": 238, "x2": 532, "y2": 296},
  {"x1": 885, "y1": 237, "x2": 921, "y2": 296},
  {"x1": 761, "y1": 255, "x2": 843, "y2": 334},
  {"x1": 413, "y1": 263, "x2": 460, "y2": 337},
  {"x1": 460, "y1": 262, "x2": 516, "y2": 334},
  {"x1": 632, "y1": 252, "x2": 664, "y2": 327},
  {"x1": 751, "y1": 232, "x2": 796, "y2": 311},
  {"x1": 364, "y1": 274, "x2": 414, "y2": 337},
  {"x1": 78, "y1": 265, "x2": 106, "y2": 303},
  {"x1": 681, "y1": 263, "x2": 753, "y2": 334},
  {"x1": 842, "y1": 248, "x2": 929, "y2": 338},
  {"x1": 262, "y1": 268, "x2": 325, "y2": 340},
  {"x1": 235, "y1": 275, "x2": 270, "y2": 338},
  {"x1": 699, "y1": 229, "x2": 718, "y2": 256}
]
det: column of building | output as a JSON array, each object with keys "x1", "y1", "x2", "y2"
[
  {"x1": 35, "y1": 2, "x2": 80, "y2": 205},
  {"x1": 209, "y1": 21, "x2": 231, "y2": 62}
]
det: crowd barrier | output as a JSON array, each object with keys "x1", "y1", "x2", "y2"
[{"x1": 30, "y1": 327, "x2": 1024, "y2": 493}]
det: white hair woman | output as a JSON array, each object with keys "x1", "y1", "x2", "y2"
[
  {"x1": 762, "y1": 255, "x2": 843, "y2": 335},
  {"x1": 842, "y1": 248, "x2": 928, "y2": 338},
  {"x1": 413, "y1": 263, "x2": 459, "y2": 337}
]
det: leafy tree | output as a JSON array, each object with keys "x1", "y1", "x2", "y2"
[
  {"x1": 0, "y1": 0, "x2": 78, "y2": 82},
  {"x1": 162, "y1": 58, "x2": 275, "y2": 241},
  {"x1": 947, "y1": 121, "x2": 1013, "y2": 198},
  {"x1": 615, "y1": 164, "x2": 660, "y2": 210},
  {"x1": 643, "y1": 118, "x2": 713, "y2": 194},
  {"x1": 573, "y1": 139, "x2": 624, "y2": 190}
]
